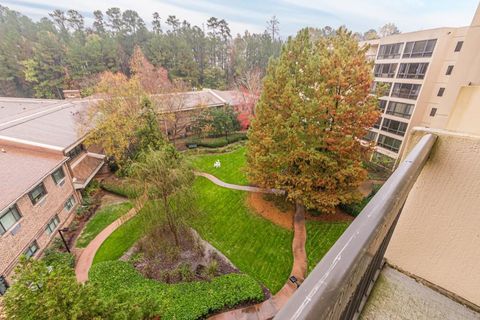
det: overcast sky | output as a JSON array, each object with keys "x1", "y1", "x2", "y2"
[{"x1": 3, "y1": 0, "x2": 479, "y2": 37}]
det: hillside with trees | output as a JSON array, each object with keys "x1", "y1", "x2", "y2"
[{"x1": 0, "y1": 5, "x2": 282, "y2": 98}]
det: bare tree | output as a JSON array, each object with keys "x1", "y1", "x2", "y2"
[
  {"x1": 267, "y1": 15, "x2": 280, "y2": 40},
  {"x1": 378, "y1": 23, "x2": 400, "y2": 38}
]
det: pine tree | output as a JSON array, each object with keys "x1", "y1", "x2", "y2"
[{"x1": 247, "y1": 28, "x2": 379, "y2": 213}]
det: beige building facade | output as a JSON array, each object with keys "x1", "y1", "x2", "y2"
[{"x1": 361, "y1": 4, "x2": 480, "y2": 168}]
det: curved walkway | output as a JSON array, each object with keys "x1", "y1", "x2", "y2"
[
  {"x1": 195, "y1": 172, "x2": 285, "y2": 195},
  {"x1": 75, "y1": 204, "x2": 141, "y2": 283},
  {"x1": 74, "y1": 173, "x2": 307, "y2": 320}
]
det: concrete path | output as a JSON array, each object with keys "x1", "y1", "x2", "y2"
[
  {"x1": 74, "y1": 172, "x2": 307, "y2": 320},
  {"x1": 75, "y1": 205, "x2": 140, "y2": 283},
  {"x1": 209, "y1": 204, "x2": 307, "y2": 320},
  {"x1": 195, "y1": 172, "x2": 285, "y2": 195}
]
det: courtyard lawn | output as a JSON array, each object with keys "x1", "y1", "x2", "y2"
[
  {"x1": 76, "y1": 202, "x2": 133, "y2": 248},
  {"x1": 190, "y1": 146, "x2": 248, "y2": 185},
  {"x1": 192, "y1": 177, "x2": 293, "y2": 294},
  {"x1": 92, "y1": 202, "x2": 153, "y2": 264},
  {"x1": 305, "y1": 221, "x2": 350, "y2": 273}
]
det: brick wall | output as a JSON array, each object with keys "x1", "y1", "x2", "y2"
[{"x1": 0, "y1": 163, "x2": 80, "y2": 280}]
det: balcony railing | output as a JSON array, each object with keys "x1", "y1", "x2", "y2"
[{"x1": 275, "y1": 133, "x2": 437, "y2": 320}]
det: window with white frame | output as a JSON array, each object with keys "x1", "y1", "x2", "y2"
[
  {"x1": 64, "y1": 195, "x2": 76, "y2": 211},
  {"x1": 377, "y1": 43, "x2": 403, "y2": 59},
  {"x1": 51, "y1": 167, "x2": 65, "y2": 185},
  {"x1": 377, "y1": 134, "x2": 402, "y2": 152},
  {"x1": 28, "y1": 183, "x2": 47, "y2": 205},
  {"x1": 391, "y1": 83, "x2": 421, "y2": 100},
  {"x1": 45, "y1": 215, "x2": 60, "y2": 235},
  {"x1": 374, "y1": 63, "x2": 397, "y2": 78},
  {"x1": 0, "y1": 206, "x2": 21, "y2": 235},
  {"x1": 402, "y1": 39, "x2": 436, "y2": 58},
  {"x1": 397, "y1": 63, "x2": 428, "y2": 79},
  {"x1": 25, "y1": 241, "x2": 39, "y2": 258},
  {"x1": 386, "y1": 101, "x2": 414, "y2": 119},
  {"x1": 381, "y1": 118, "x2": 408, "y2": 136}
]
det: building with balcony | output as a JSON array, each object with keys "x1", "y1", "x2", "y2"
[
  {"x1": 0, "y1": 89, "x2": 246, "y2": 292},
  {"x1": 361, "y1": 4, "x2": 480, "y2": 169},
  {"x1": 0, "y1": 96, "x2": 105, "y2": 290},
  {"x1": 274, "y1": 81, "x2": 480, "y2": 319}
]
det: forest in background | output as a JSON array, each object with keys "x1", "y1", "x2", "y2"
[
  {"x1": 0, "y1": 5, "x2": 399, "y2": 99},
  {"x1": 0, "y1": 5, "x2": 283, "y2": 98}
]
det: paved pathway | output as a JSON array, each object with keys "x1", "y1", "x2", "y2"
[
  {"x1": 195, "y1": 172, "x2": 285, "y2": 195},
  {"x1": 74, "y1": 173, "x2": 307, "y2": 320},
  {"x1": 75, "y1": 205, "x2": 140, "y2": 283},
  {"x1": 209, "y1": 203, "x2": 307, "y2": 320}
]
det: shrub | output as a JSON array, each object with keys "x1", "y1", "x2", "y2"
[
  {"x1": 186, "y1": 132, "x2": 247, "y2": 149},
  {"x1": 100, "y1": 180, "x2": 139, "y2": 199},
  {"x1": 90, "y1": 260, "x2": 264, "y2": 320},
  {"x1": 340, "y1": 184, "x2": 383, "y2": 217},
  {"x1": 42, "y1": 248, "x2": 75, "y2": 268}
]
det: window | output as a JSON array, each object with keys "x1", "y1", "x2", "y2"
[
  {"x1": 373, "y1": 117, "x2": 382, "y2": 129},
  {"x1": 391, "y1": 83, "x2": 421, "y2": 100},
  {"x1": 28, "y1": 183, "x2": 47, "y2": 205},
  {"x1": 402, "y1": 39, "x2": 436, "y2": 58},
  {"x1": 379, "y1": 99, "x2": 387, "y2": 112},
  {"x1": 51, "y1": 167, "x2": 65, "y2": 185},
  {"x1": 364, "y1": 131, "x2": 377, "y2": 142},
  {"x1": 374, "y1": 63, "x2": 397, "y2": 78},
  {"x1": 446, "y1": 65, "x2": 454, "y2": 75},
  {"x1": 67, "y1": 144, "x2": 84, "y2": 161},
  {"x1": 0, "y1": 206, "x2": 21, "y2": 235},
  {"x1": 377, "y1": 43, "x2": 403, "y2": 59},
  {"x1": 386, "y1": 101, "x2": 414, "y2": 119},
  {"x1": 454, "y1": 41, "x2": 463, "y2": 52},
  {"x1": 430, "y1": 108, "x2": 437, "y2": 117},
  {"x1": 377, "y1": 134, "x2": 402, "y2": 152},
  {"x1": 381, "y1": 118, "x2": 408, "y2": 136},
  {"x1": 397, "y1": 63, "x2": 429, "y2": 79},
  {"x1": 0, "y1": 276, "x2": 8, "y2": 295},
  {"x1": 64, "y1": 195, "x2": 76, "y2": 211},
  {"x1": 45, "y1": 215, "x2": 60, "y2": 235},
  {"x1": 25, "y1": 241, "x2": 39, "y2": 258},
  {"x1": 437, "y1": 88, "x2": 445, "y2": 97}
]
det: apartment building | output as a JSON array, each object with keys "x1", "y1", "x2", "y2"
[
  {"x1": 0, "y1": 89, "x2": 246, "y2": 293},
  {"x1": 361, "y1": 5, "x2": 480, "y2": 168},
  {"x1": 0, "y1": 97, "x2": 105, "y2": 292}
]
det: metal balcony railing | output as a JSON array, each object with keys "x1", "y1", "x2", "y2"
[{"x1": 275, "y1": 133, "x2": 437, "y2": 320}]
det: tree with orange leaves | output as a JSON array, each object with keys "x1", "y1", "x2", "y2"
[
  {"x1": 247, "y1": 28, "x2": 379, "y2": 213},
  {"x1": 130, "y1": 46, "x2": 171, "y2": 94}
]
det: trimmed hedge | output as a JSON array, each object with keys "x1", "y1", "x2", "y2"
[
  {"x1": 186, "y1": 132, "x2": 247, "y2": 149},
  {"x1": 90, "y1": 260, "x2": 264, "y2": 320},
  {"x1": 340, "y1": 184, "x2": 382, "y2": 217},
  {"x1": 100, "y1": 180, "x2": 139, "y2": 199}
]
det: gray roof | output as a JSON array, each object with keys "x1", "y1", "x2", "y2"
[{"x1": 0, "y1": 98, "x2": 91, "y2": 151}]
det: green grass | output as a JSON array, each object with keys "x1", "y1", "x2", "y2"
[
  {"x1": 192, "y1": 177, "x2": 292, "y2": 294},
  {"x1": 92, "y1": 203, "x2": 153, "y2": 264},
  {"x1": 76, "y1": 202, "x2": 133, "y2": 248},
  {"x1": 190, "y1": 146, "x2": 248, "y2": 185},
  {"x1": 305, "y1": 221, "x2": 350, "y2": 273},
  {"x1": 90, "y1": 260, "x2": 264, "y2": 320}
]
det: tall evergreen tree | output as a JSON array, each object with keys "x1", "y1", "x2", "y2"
[{"x1": 247, "y1": 28, "x2": 379, "y2": 213}]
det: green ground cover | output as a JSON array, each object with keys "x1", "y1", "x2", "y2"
[
  {"x1": 76, "y1": 202, "x2": 132, "y2": 248},
  {"x1": 305, "y1": 221, "x2": 350, "y2": 273},
  {"x1": 90, "y1": 260, "x2": 263, "y2": 320},
  {"x1": 190, "y1": 146, "x2": 248, "y2": 185}
]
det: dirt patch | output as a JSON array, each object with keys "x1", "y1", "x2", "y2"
[
  {"x1": 126, "y1": 226, "x2": 239, "y2": 284},
  {"x1": 247, "y1": 193, "x2": 294, "y2": 230},
  {"x1": 307, "y1": 207, "x2": 354, "y2": 222}
]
